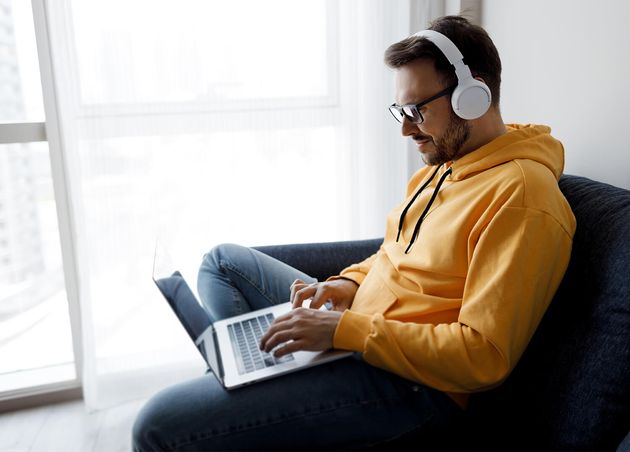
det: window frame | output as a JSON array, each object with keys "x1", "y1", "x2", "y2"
[{"x1": 0, "y1": 0, "x2": 84, "y2": 407}]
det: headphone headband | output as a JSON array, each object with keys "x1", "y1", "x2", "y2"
[
  {"x1": 413, "y1": 30, "x2": 463, "y2": 65},
  {"x1": 410, "y1": 29, "x2": 491, "y2": 120},
  {"x1": 413, "y1": 30, "x2": 472, "y2": 81}
]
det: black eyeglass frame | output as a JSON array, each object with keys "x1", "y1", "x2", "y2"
[{"x1": 388, "y1": 84, "x2": 457, "y2": 124}]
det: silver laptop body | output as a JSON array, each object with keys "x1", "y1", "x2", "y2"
[{"x1": 152, "y1": 242, "x2": 352, "y2": 389}]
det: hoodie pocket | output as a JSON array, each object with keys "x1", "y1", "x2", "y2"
[{"x1": 351, "y1": 271, "x2": 398, "y2": 315}]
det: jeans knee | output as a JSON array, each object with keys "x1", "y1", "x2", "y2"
[
  {"x1": 200, "y1": 243, "x2": 244, "y2": 275},
  {"x1": 132, "y1": 398, "x2": 170, "y2": 452},
  {"x1": 131, "y1": 413, "x2": 149, "y2": 452}
]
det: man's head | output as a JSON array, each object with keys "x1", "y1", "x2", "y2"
[{"x1": 385, "y1": 16, "x2": 503, "y2": 165}]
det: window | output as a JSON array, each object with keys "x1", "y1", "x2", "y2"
[
  {"x1": 0, "y1": 0, "x2": 76, "y2": 398},
  {"x1": 48, "y1": 0, "x2": 351, "y2": 407},
  {"x1": 2, "y1": 0, "x2": 411, "y2": 409}
]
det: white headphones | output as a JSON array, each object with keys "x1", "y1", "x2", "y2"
[{"x1": 413, "y1": 29, "x2": 491, "y2": 120}]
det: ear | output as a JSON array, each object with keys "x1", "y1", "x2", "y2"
[{"x1": 451, "y1": 77, "x2": 491, "y2": 120}]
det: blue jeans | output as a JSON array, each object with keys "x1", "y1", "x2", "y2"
[{"x1": 133, "y1": 244, "x2": 462, "y2": 451}]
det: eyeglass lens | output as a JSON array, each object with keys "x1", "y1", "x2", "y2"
[{"x1": 389, "y1": 105, "x2": 423, "y2": 124}]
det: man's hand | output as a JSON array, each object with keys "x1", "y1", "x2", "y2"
[
  {"x1": 259, "y1": 308, "x2": 343, "y2": 358},
  {"x1": 290, "y1": 278, "x2": 359, "y2": 311}
]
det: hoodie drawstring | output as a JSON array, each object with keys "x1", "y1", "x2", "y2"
[{"x1": 396, "y1": 164, "x2": 453, "y2": 254}]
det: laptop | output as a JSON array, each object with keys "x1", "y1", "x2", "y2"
[{"x1": 151, "y1": 242, "x2": 352, "y2": 389}]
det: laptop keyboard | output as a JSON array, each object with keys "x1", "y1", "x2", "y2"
[{"x1": 228, "y1": 313, "x2": 295, "y2": 375}]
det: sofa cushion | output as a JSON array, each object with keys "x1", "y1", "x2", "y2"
[
  {"x1": 465, "y1": 175, "x2": 630, "y2": 450},
  {"x1": 254, "y1": 238, "x2": 381, "y2": 283}
]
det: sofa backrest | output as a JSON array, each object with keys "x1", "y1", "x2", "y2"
[
  {"x1": 254, "y1": 238, "x2": 382, "y2": 283},
  {"x1": 466, "y1": 175, "x2": 630, "y2": 450},
  {"x1": 255, "y1": 175, "x2": 630, "y2": 450}
]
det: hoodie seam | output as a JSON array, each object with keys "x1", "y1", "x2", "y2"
[
  {"x1": 502, "y1": 205, "x2": 574, "y2": 239},
  {"x1": 512, "y1": 160, "x2": 572, "y2": 237},
  {"x1": 514, "y1": 160, "x2": 528, "y2": 207}
]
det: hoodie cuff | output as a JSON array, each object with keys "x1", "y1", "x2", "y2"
[
  {"x1": 328, "y1": 271, "x2": 367, "y2": 285},
  {"x1": 333, "y1": 310, "x2": 373, "y2": 352}
]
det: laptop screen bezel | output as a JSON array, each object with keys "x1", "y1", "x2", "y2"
[{"x1": 151, "y1": 241, "x2": 225, "y2": 382}]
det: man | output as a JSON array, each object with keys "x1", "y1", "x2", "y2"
[{"x1": 133, "y1": 16, "x2": 575, "y2": 451}]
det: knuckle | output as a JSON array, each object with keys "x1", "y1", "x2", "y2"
[{"x1": 290, "y1": 317, "x2": 304, "y2": 328}]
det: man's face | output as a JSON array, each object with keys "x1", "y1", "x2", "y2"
[{"x1": 394, "y1": 59, "x2": 471, "y2": 165}]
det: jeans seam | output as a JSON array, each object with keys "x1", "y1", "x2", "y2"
[
  {"x1": 230, "y1": 285, "x2": 246, "y2": 316},
  {"x1": 221, "y1": 259, "x2": 278, "y2": 306},
  {"x1": 167, "y1": 394, "x2": 409, "y2": 450}
]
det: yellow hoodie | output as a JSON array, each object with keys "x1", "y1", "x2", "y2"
[{"x1": 332, "y1": 124, "x2": 576, "y2": 406}]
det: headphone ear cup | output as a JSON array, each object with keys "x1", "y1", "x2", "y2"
[{"x1": 451, "y1": 79, "x2": 492, "y2": 120}]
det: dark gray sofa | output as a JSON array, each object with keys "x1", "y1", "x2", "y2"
[{"x1": 254, "y1": 175, "x2": 630, "y2": 451}]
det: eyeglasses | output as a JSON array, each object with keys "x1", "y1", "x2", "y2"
[{"x1": 388, "y1": 84, "x2": 456, "y2": 124}]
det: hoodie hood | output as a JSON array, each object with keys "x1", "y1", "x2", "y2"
[
  {"x1": 396, "y1": 124, "x2": 566, "y2": 253},
  {"x1": 450, "y1": 124, "x2": 565, "y2": 181}
]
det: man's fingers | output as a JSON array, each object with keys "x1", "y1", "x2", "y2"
[
  {"x1": 260, "y1": 308, "x2": 340, "y2": 357},
  {"x1": 308, "y1": 285, "x2": 332, "y2": 309},
  {"x1": 261, "y1": 329, "x2": 294, "y2": 353},
  {"x1": 291, "y1": 285, "x2": 317, "y2": 309},
  {"x1": 260, "y1": 307, "x2": 309, "y2": 351},
  {"x1": 259, "y1": 310, "x2": 298, "y2": 350},
  {"x1": 289, "y1": 279, "x2": 305, "y2": 301},
  {"x1": 259, "y1": 316, "x2": 287, "y2": 349},
  {"x1": 292, "y1": 283, "x2": 332, "y2": 310},
  {"x1": 273, "y1": 340, "x2": 304, "y2": 358}
]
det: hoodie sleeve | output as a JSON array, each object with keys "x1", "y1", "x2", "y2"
[
  {"x1": 327, "y1": 246, "x2": 384, "y2": 286},
  {"x1": 333, "y1": 206, "x2": 574, "y2": 393}
]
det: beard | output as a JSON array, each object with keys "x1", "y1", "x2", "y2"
[{"x1": 417, "y1": 110, "x2": 471, "y2": 166}]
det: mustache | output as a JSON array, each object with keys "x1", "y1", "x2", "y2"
[{"x1": 413, "y1": 133, "x2": 432, "y2": 141}]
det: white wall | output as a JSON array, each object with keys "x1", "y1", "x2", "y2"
[{"x1": 481, "y1": 0, "x2": 630, "y2": 189}]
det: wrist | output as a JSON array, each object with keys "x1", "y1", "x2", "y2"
[
  {"x1": 327, "y1": 275, "x2": 360, "y2": 287},
  {"x1": 337, "y1": 276, "x2": 359, "y2": 288}
]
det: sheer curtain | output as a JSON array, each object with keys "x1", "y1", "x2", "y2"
[{"x1": 42, "y1": 0, "x2": 415, "y2": 410}]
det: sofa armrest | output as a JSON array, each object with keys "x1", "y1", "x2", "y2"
[{"x1": 253, "y1": 238, "x2": 382, "y2": 282}]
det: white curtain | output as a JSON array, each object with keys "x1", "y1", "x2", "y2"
[{"x1": 42, "y1": 0, "x2": 419, "y2": 410}]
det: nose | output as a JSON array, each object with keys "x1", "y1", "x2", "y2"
[{"x1": 401, "y1": 116, "x2": 420, "y2": 137}]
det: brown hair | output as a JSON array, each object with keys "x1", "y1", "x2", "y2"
[{"x1": 384, "y1": 16, "x2": 501, "y2": 106}]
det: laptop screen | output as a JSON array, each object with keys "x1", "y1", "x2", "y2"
[
  {"x1": 153, "y1": 271, "x2": 210, "y2": 341},
  {"x1": 151, "y1": 241, "x2": 222, "y2": 379}
]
